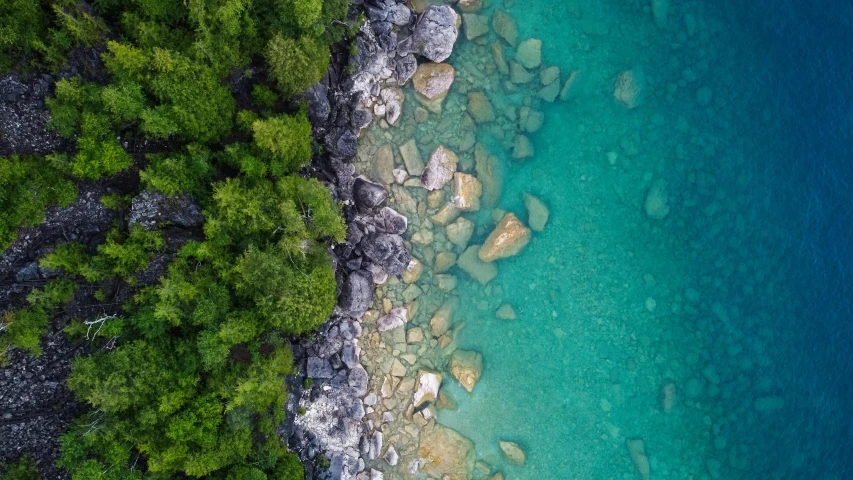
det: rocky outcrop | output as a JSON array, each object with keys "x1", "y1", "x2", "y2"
[
  {"x1": 422, "y1": 146, "x2": 459, "y2": 191},
  {"x1": 129, "y1": 190, "x2": 205, "y2": 230}
]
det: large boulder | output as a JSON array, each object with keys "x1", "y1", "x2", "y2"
[
  {"x1": 479, "y1": 213, "x2": 531, "y2": 262},
  {"x1": 413, "y1": 370, "x2": 443, "y2": 407},
  {"x1": 451, "y1": 172, "x2": 482, "y2": 211},
  {"x1": 353, "y1": 177, "x2": 388, "y2": 213},
  {"x1": 360, "y1": 233, "x2": 410, "y2": 275},
  {"x1": 449, "y1": 350, "x2": 483, "y2": 393},
  {"x1": 339, "y1": 270, "x2": 373, "y2": 317},
  {"x1": 413, "y1": 5, "x2": 459, "y2": 62},
  {"x1": 418, "y1": 424, "x2": 476, "y2": 480},
  {"x1": 422, "y1": 146, "x2": 458, "y2": 191},
  {"x1": 516, "y1": 38, "x2": 542, "y2": 69},
  {"x1": 129, "y1": 190, "x2": 204, "y2": 230}
]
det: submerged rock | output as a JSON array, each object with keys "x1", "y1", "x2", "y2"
[
  {"x1": 418, "y1": 424, "x2": 476, "y2": 480},
  {"x1": 516, "y1": 38, "x2": 542, "y2": 69},
  {"x1": 479, "y1": 213, "x2": 531, "y2": 262},
  {"x1": 513, "y1": 134, "x2": 534, "y2": 160},
  {"x1": 540, "y1": 66, "x2": 561, "y2": 86},
  {"x1": 422, "y1": 145, "x2": 459, "y2": 191},
  {"x1": 413, "y1": 62, "x2": 456, "y2": 100},
  {"x1": 492, "y1": 43, "x2": 509, "y2": 75},
  {"x1": 377, "y1": 307, "x2": 408, "y2": 332},
  {"x1": 644, "y1": 178, "x2": 670, "y2": 219},
  {"x1": 413, "y1": 5, "x2": 460, "y2": 62},
  {"x1": 446, "y1": 216, "x2": 475, "y2": 248},
  {"x1": 457, "y1": 245, "x2": 498, "y2": 284},
  {"x1": 493, "y1": 10, "x2": 518, "y2": 47},
  {"x1": 523, "y1": 193, "x2": 550, "y2": 231},
  {"x1": 449, "y1": 350, "x2": 483, "y2": 392},
  {"x1": 475, "y1": 143, "x2": 503, "y2": 207},
  {"x1": 614, "y1": 69, "x2": 645, "y2": 109},
  {"x1": 626, "y1": 438, "x2": 650, "y2": 480},
  {"x1": 499, "y1": 440, "x2": 526, "y2": 465},
  {"x1": 509, "y1": 62, "x2": 534, "y2": 84},
  {"x1": 467, "y1": 91, "x2": 495, "y2": 123},
  {"x1": 452, "y1": 172, "x2": 483, "y2": 211},
  {"x1": 660, "y1": 380, "x2": 677, "y2": 413},
  {"x1": 463, "y1": 13, "x2": 490, "y2": 40},
  {"x1": 651, "y1": 0, "x2": 670, "y2": 27},
  {"x1": 400, "y1": 138, "x2": 426, "y2": 176},
  {"x1": 496, "y1": 304, "x2": 517, "y2": 320}
]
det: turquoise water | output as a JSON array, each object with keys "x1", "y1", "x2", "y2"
[{"x1": 432, "y1": 1, "x2": 853, "y2": 479}]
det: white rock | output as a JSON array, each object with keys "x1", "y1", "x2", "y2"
[
  {"x1": 377, "y1": 307, "x2": 408, "y2": 331},
  {"x1": 413, "y1": 370, "x2": 443, "y2": 407}
]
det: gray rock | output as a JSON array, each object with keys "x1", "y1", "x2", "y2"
[
  {"x1": 412, "y1": 5, "x2": 459, "y2": 62},
  {"x1": 307, "y1": 357, "x2": 335, "y2": 379},
  {"x1": 395, "y1": 53, "x2": 418, "y2": 85},
  {"x1": 373, "y1": 207, "x2": 408, "y2": 234},
  {"x1": 129, "y1": 190, "x2": 204, "y2": 230},
  {"x1": 350, "y1": 398, "x2": 366, "y2": 419},
  {"x1": 15, "y1": 263, "x2": 40, "y2": 282},
  {"x1": 383, "y1": 446, "x2": 399, "y2": 466},
  {"x1": 360, "y1": 233, "x2": 410, "y2": 275},
  {"x1": 353, "y1": 177, "x2": 388, "y2": 212},
  {"x1": 326, "y1": 127, "x2": 359, "y2": 157},
  {"x1": 369, "y1": 431, "x2": 384, "y2": 460},
  {"x1": 341, "y1": 342, "x2": 360, "y2": 369},
  {"x1": 339, "y1": 270, "x2": 374, "y2": 317},
  {"x1": 377, "y1": 307, "x2": 407, "y2": 331},
  {"x1": 348, "y1": 365, "x2": 369, "y2": 396},
  {"x1": 388, "y1": 4, "x2": 412, "y2": 25}
]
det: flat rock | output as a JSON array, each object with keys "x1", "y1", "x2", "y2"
[
  {"x1": 449, "y1": 350, "x2": 483, "y2": 393},
  {"x1": 418, "y1": 424, "x2": 476, "y2": 480},
  {"x1": 493, "y1": 10, "x2": 518, "y2": 47},
  {"x1": 400, "y1": 138, "x2": 426, "y2": 176},
  {"x1": 626, "y1": 438, "x2": 650, "y2": 480},
  {"x1": 509, "y1": 62, "x2": 534, "y2": 84},
  {"x1": 614, "y1": 69, "x2": 645, "y2": 109},
  {"x1": 413, "y1": 369, "x2": 443, "y2": 407},
  {"x1": 457, "y1": 245, "x2": 498, "y2": 284},
  {"x1": 516, "y1": 38, "x2": 542, "y2": 69},
  {"x1": 451, "y1": 172, "x2": 483, "y2": 211},
  {"x1": 413, "y1": 5, "x2": 459, "y2": 63},
  {"x1": 540, "y1": 66, "x2": 561, "y2": 85},
  {"x1": 523, "y1": 193, "x2": 549, "y2": 231},
  {"x1": 378, "y1": 307, "x2": 408, "y2": 332},
  {"x1": 422, "y1": 145, "x2": 459, "y2": 191},
  {"x1": 475, "y1": 143, "x2": 503, "y2": 207},
  {"x1": 496, "y1": 304, "x2": 517, "y2": 320},
  {"x1": 374, "y1": 144, "x2": 396, "y2": 184},
  {"x1": 446, "y1": 216, "x2": 475, "y2": 248},
  {"x1": 499, "y1": 440, "x2": 526, "y2": 465},
  {"x1": 479, "y1": 213, "x2": 531, "y2": 262},
  {"x1": 463, "y1": 13, "x2": 490, "y2": 40},
  {"x1": 538, "y1": 80, "x2": 560, "y2": 102},
  {"x1": 413, "y1": 62, "x2": 456, "y2": 100},
  {"x1": 492, "y1": 43, "x2": 509, "y2": 74},
  {"x1": 467, "y1": 91, "x2": 495, "y2": 123},
  {"x1": 513, "y1": 134, "x2": 534, "y2": 160}
]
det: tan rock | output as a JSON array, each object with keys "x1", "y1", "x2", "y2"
[
  {"x1": 457, "y1": 245, "x2": 498, "y2": 284},
  {"x1": 446, "y1": 216, "x2": 475, "y2": 248},
  {"x1": 402, "y1": 258, "x2": 423, "y2": 284},
  {"x1": 434, "y1": 251, "x2": 457, "y2": 273},
  {"x1": 521, "y1": 109, "x2": 545, "y2": 133},
  {"x1": 523, "y1": 193, "x2": 549, "y2": 231},
  {"x1": 418, "y1": 424, "x2": 475, "y2": 480},
  {"x1": 412, "y1": 228, "x2": 434, "y2": 246},
  {"x1": 492, "y1": 10, "x2": 518, "y2": 47},
  {"x1": 475, "y1": 143, "x2": 503, "y2": 207},
  {"x1": 422, "y1": 146, "x2": 458, "y2": 191},
  {"x1": 516, "y1": 38, "x2": 542, "y2": 69},
  {"x1": 432, "y1": 203, "x2": 461, "y2": 226},
  {"x1": 413, "y1": 62, "x2": 456, "y2": 100},
  {"x1": 427, "y1": 189, "x2": 446, "y2": 209},
  {"x1": 374, "y1": 145, "x2": 395, "y2": 184},
  {"x1": 513, "y1": 135, "x2": 534, "y2": 160},
  {"x1": 436, "y1": 389, "x2": 457, "y2": 410},
  {"x1": 614, "y1": 69, "x2": 644, "y2": 109},
  {"x1": 626, "y1": 438, "x2": 650, "y2": 480},
  {"x1": 540, "y1": 66, "x2": 561, "y2": 86},
  {"x1": 463, "y1": 13, "x2": 489, "y2": 40},
  {"x1": 449, "y1": 349, "x2": 483, "y2": 392},
  {"x1": 434, "y1": 273, "x2": 458, "y2": 293},
  {"x1": 400, "y1": 138, "x2": 425, "y2": 176},
  {"x1": 660, "y1": 380, "x2": 677, "y2": 413},
  {"x1": 407, "y1": 327, "x2": 425, "y2": 344},
  {"x1": 499, "y1": 440, "x2": 526, "y2": 465},
  {"x1": 391, "y1": 359, "x2": 407, "y2": 377},
  {"x1": 452, "y1": 172, "x2": 483, "y2": 211},
  {"x1": 413, "y1": 370, "x2": 443, "y2": 407},
  {"x1": 467, "y1": 91, "x2": 495, "y2": 123},
  {"x1": 492, "y1": 43, "x2": 509, "y2": 75},
  {"x1": 487, "y1": 474, "x2": 505, "y2": 480},
  {"x1": 496, "y1": 304, "x2": 517, "y2": 320},
  {"x1": 458, "y1": 0, "x2": 483, "y2": 13},
  {"x1": 479, "y1": 213, "x2": 531, "y2": 262},
  {"x1": 430, "y1": 298, "x2": 456, "y2": 337}
]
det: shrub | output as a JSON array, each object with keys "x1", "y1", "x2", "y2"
[
  {"x1": 251, "y1": 112, "x2": 314, "y2": 176},
  {"x1": 265, "y1": 34, "x2": 329, "y2": 97},
  {"x1": 1, "y1": 278, "x2": 76, "y2": 363},
  {"x1": 0, "y1": 454, "x2": 40, "y2": 480}
]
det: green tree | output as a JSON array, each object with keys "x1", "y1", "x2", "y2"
[
  {"x1": 265, "y1": 34, "x2": 329, "y2": 97},
  {"x1": 251, "y1": 112, "x2": 313, "y2": 176},
  {"x1": 0, "y1": 454, "x2": 41, "y2": 480}
]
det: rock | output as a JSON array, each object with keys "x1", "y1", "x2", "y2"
[
  {"x1": 341, "y1": 343, "x2": 359, "y2": 369},
  {"x1": 434, "y1": 273, "x2": 458, "y2": 292},
  {"x1": 413, "y1": 370, "x2": 443, "y2": 407},
  {"x1": 446, "y1": 217, "x2": 475, "y2": 248},
  {"x1": 402, "y1": 258, "x2": 424, "y2": 284},
  {"x1": 307, "y1": 357, "x2": 335, "y2": 379},
  {"x1": 434, "y1": 251, "x2": 457, "y2": 273},
  {"x1": 523, "y1": 193, "x2": 549, "y2": 231},
  {"x1": 651, "y1": 0, "x2": 670, "y2": 27},
  {"x1": 457, "y1": 245, "x2": 498, "y2": 284},
  {"x1": 388, "y1": 3, "x2": 412, "y2": 25},
  {"x1": 513, "y1": 135, "x2": 534, "y2": 160},
  {"x1": 348, "y1": 365, "x2": 369, "y2": 396},
  {"x1": 540, "y1": 66, "x2": 561, "y2": 86},
  {"x1": 413, "y1": 5, "x2": 459, "y2": 62},
  {"x1": 684, "y1": 377, "x2": 704, "y2": 398},
  {"x1": 479, "y1": 213, "x2": 531, "y2": 262},
  {"x1": 559, "y1": 70, "x2": 580, "y2": 100},
  {"x1": 516, "y1": 38, "x2": 542, "y2": 69},
  {"x1": 413, "y1": 62, "x2": 456, "y2": 101},
  {"x1": 660, "y1": 380, "x2": 677, "y2": 412},
  {"x1": 496, "y1": 304, "x2": 517, "y2": 320},
  {"x1": 432, "y1": 203, "x2": 461, "y2": 226},
  {"x1": 499, "y1": 440, "x2": 526, "y2": 465},
  {"x1": 626, "y1": 438, "x2": 650, "y2": 480},
  {"x1": 373, "y1": 145, "x2": 396, "y2": 184},
  {"x1": 522, "y1": 109, "x2": 545, "y2": 133},
  {"x1": 509, "y1": 62, "x2": 534, "y2": 84},
  {"x1": 463, "y1": 13, "x2": 489, "y2": 40},
  {"x1": 475, "y1": 143, "x2": 503, "y2": 208},
  {"x1": 451, "y1": 172, "x2": 483, "y2": 211},
  {"x1": 383, "y1": 446, "x2": 399, "y2": 466},
  {"x1": 467, "y1": 91, "x2": 495, "y2": 123},
  {"x1": 644, "y1": 178, "x2": 670, "y2": 219},
  {"x1": 487, "y1": 474, "x2": 505, "y2": 480},
  {"x1": 492, "y1": 10, "x2": 518, "y2": 47},
  {"x1": 400, "y1": 138, "x2": 426, "y2": 176},
  {"x1": 373, "y1": 207, "x2": 408, "y2": 234},
  {"x1": 407, "y1": 327, "x2": 425, "y2": 344},
  {"x1": 129, "y1": 190, "x2": 204, "y2": 230},
  {"x1": 422, "y1": 146, "x2": 459, "y2": 191},
  {"x1": 492, "y1": 43, "x2": 509, "y2": 75},
  {"x1": 430, "y1": 299, "x2": 456, "y2": 336},
  {"x1": 449, "y1": 350, "x2": 483, "y2": 392},
  {"x1": 377, "y1": 307, "x2": 408, "y2": 332},
  {"x1": 613, "y1": 69, "x2": 645, "y2": 109},
  {"x1": 326, "y1": 127, "x2": 358, "y2": 157},
  {"x1": 380, "y1": 87, "x2": 405, "y2": 126},
  {"x1": 353, "y1": 177, "x2": 388, "y2": 212},
  {"x1": 418, "y1": 424, "x2": 476, "y2": 480},
  {"x1": 361, "y1": 233, "x2": 411, "y2": 275},
  {"x1": 458, "y1": 0, "x2": 483, "y2": 12},
  {"x1": 370, "y1": 431, "x2": 384, "y2": 460},
  {"x1": 339, "y1": 270, "x2": 373, "y2": 317},
  {"x1": 396, "y1": 53, "x2": 418, "y2": 85},
  {"x1": 370, "y1": 469, "x2": 384, "y2": 480},
  {"x1": 538, "y1": 80, "x2": 560, "y2": 102}
]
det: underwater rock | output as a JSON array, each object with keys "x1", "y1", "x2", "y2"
[
  {"x1": 540, "y1": 66, "x2": 561, "y2": 86},
  {"x1": 651, "y1": 0, "x2": 670, "y2": 27},
  {"x1": 458, "y1": 0, "x2": 483, "y2": 13},
  {"x1": 374, "y1": 144, "x2": 396, "y2": 184},
  {"x1": 493, "y1": 10, "x2": 518, "y2": 47},
  {"x1": 499, "y1": 440, "x2": 526, "y2": 465},
  {"x1": 463, "y1": 13, "x2": 490, "y2": 40},
  {"x1": 614, "y1": 69, "x2": 645, "y2": 109},
  {"x1": 430, "y1": 299, "x2": 456, "y2": 336},
  {"x1": 449, "y1": 350, "x2": 483, "y2": 392},
  {"x1": 523, "y1": 193, "x2": 550, "y2": 231},
  {"x1": 434, "y1": 251, "x2": 458, "y2": 273},
  {"x1": 419, "y1": 424, "x2": 475, "y2": 480},
  {"x1": 538, "y1": 80, "x2": 561, "y2": 102},
  {"x1": 414, "y1": 370, "x2": 443, "y2": 407},
  {"x1": 422, "y1": 145, "x2": 459, "y2": 191},
  {"x1": 560, "y1": 70, "x2": 580, "y2": 100},
  {"x1": 509, "y1": 62, "x2": 534, "y2": 84},
  {"x1": 452, "y1": 172, "x2": 483, "y2": 211},
  {"x1": 660, "y1": 380, "x2": 677, "y2": 412},
  {"x1": 457, "y1": 245, "x2": 498, "y2": 284},
  {"x1": 513, "y1": 134, "x2": 535, "y2": 160},
  {"x1": 475, "y1": 143, "x2": 503, "y2": 207},
  {"x1": 402, "y1": 258, "x2": 424, "y2": 284},
  {"x1": 626, "y1": 438, "x2": 650, "y2": 480},
  {"x1": 377, "y1": 307, "x2": 408, "y2": 332},
  {"x1": 413, "y1": 62, "x2": 456, "y2": 101},
  {"x1": 644, "y1": 178, "x2": 670, "y2": 219},
  {"x1": 446, "y1": 216, "x2": 475, "y2": 248},
  {"x1": 516, "y1": 38, "x2": 542, "y2": 69},
  {"x1": 492, "y1": 43, "x2": 510, "y2": 75},
  {"x1": 432, "y1": 203, "x2": 462, "y2": 226},
  {"x1": 400, "y1": 138, "x2": 426, "y2": 176},
  {"x1": 496, "y1": 304, "x2": 517, "y2": 320},
  {"x1": 479, "y1": 213, "x2": 531, "y2": 262},
  {"x1": 468, "y1": 91, "x2": 496, "y2": 123},
  {"x1": 413, "y1": 5, "x2": 459, "y2": 62}
]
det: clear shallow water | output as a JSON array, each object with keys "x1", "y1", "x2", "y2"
[{"x1": 432, "y1": 1, "x2": 853, "y2": 479}]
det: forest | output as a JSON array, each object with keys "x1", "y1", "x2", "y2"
[{"x1": 0, "y1": 0, "x2": 354, "y2": 478}]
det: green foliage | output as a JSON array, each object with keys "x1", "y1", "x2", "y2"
[
  {"x1": 1, "y1": 278, "x2": 76, "y2": 362},
  {"x1": 266, "y1": 34, "x2": 329, "y2": 97},
  {"x1": 251, "y1": 112, "x2": 313, "y2": 176},
  {"x1": 0, "y1": 454, "x2": 41, "y2": 480},
  {"x1": 0, "y1": 154, "x2": 77, "y2": 250},
  {"x1": 0, "y1": 0, "x2": 48, "y2": 70},
  {"x1": 51, "y1": 0, "x2": 107, "y2": 47},
  {"x1": 141, "y1": 146, "x2": 213, "y2": 197},
  {"x1": 99, "y1": 193, "x2": 129, "y2": 210},
  {"x1": 251, "y1": 84, "x2": 278, "y2": 109}
]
